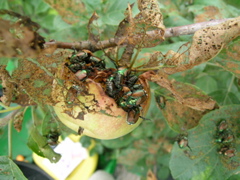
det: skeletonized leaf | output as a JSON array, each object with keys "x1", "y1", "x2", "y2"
[
  {"x1": 214, "y1": 38, "x2": 240, "y2": 78},
  {"x1": 115, "y1": 0, "x2": 165, "y2": 48},
  {"x1": 143, "y1": 71, "x2": 217, "y2": 111},
  {"x1": 163, "y1": 16, "x2": 240, "y2": 74}
]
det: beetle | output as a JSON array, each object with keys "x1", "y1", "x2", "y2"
[
  {"x1": 45, "y1": 131, "x2": 60, "y2": 149},
  {"x1": 218, "y1": 120, "x2": 228, "y2": 132},
  {"x1": 89, "y1": 56, "x2": 106, "y2": 70},
  {"x1": 224, "y1": 148, "x2": 236, "y2": 158},
  {"x1": 126, "y1": 107, "x2": 140, "y2": 125},
  {"x1": 177, "y1": 134, "x2": 192, "y2": 151},
  {"x1": 69, "y1": 51, "x2": 88, "y2": 63},
  {"x1": 218, "y1": 146, "x2": 236, "y2": 158},
  {"x1": 216, "y1": 131, "x2": 234, "y2": 143}
]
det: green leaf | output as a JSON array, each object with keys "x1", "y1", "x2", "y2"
[
  {"x1": 101, "y1": 133, "x2": 134, "y2": 149},
  {"x1": 0, "y1": 156, "x2": 27, "y2": 180},
  {"x1": 90, "y1": 143, "x2": 104, "y2": 156},
  {"x1": 195, "y1": 75, "x2": 218, "y2": 94},
  {"x1": 27, "y1": 126, "x2": 61, "y2": 163},
  {"x1": 209, "y1": 90, "x2": 240, "y2": 105},
  {"x1": 170, "y1": 105, "x2": 240, "y2": 180}
]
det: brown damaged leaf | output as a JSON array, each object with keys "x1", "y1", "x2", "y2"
[
  {"x1": 45, "y1": 0, "x2": 85, "y2": 24},
  {"x1": 160, "y1": 99, "x2": 208, "y2": 132},
  {"x1": 143, "y1": 71, "x2": 217, "y2": 111},
  {"x1": 0, "y1": 17, "x2": 44, "y2": 58},
  {"x1": 115, "y1": 0, "x2": 165, "y2": 48},
  {"x1": 137, "y1": 0, "x2": 165, "y2": 30},
  {"x1": 0, "y1": 67, "x2": 14, "y2": 106},
  {"x1": 147, "y1": 170, "x2": 157, "y2": 180},
  {"x1": 0, "y1": 47, "x2": 61, "y2": 107},
  {"x1": 135, "y1": 43, "x2": 190, "y2": 71},
  {"x1": 13, "y1": 110, "x2": 24, "y2": 132},
  {"x1": 163, "y1": 16, "x2": 240, "y2": 75},
  {"x1": 214, "y1": 39, "x2": 240, "y2": 78},
  {"x1": 88, "y1": 12, "x2": 100, "y2": 44},
  {"x1": 0, "y1": 10, "x2": 45, "y2": 51}
]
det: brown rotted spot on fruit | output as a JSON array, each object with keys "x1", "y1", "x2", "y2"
[
  {"x1": 78, "y1": 126, "x2": 84, "y2": 135},
  {"x1": 76, "y1": 111, "x2": 86, "y2": 120}
]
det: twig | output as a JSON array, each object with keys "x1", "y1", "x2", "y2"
[{"x1": 45, "y1": 18, "x2": 232, "y2": 52}]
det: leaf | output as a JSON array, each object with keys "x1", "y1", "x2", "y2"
[
  {"x1": 147, "y1": 170, "x2": 157, "y2": 180},
  {"x1": 87, "y1": 12, "x2": 100, "y2": 43},
  {"x1": 209, "y1": 90, "x2": 240, "y2": 105},
  {"x1": 101, "y1": 133, "x2": 134, "y2": 149},
  {"x1": 27, "y1": 126, "x2": 61, "y2": 163},
  {"x1": 214, "y1": 38, "x2": 240, "y2": 78},
  {"x1": 163, "y1": 16, "x2": 240, "y2": 74},
  {"x1": 144, "y1": 71, "x2": 217, "y2": 111},
  {"x1": 0, "y1": 156, "x2": 27, "y2": 180},
  {"x1": 170, "y1": 105, "x2": 240, "y2": 180},
  {"x1": 118, "y1": 148, "x2": 147, "y2": 166},
  {"x1": 115, "y1": 0, "x2": 165, "y2": 48},
  {"x1": 160, "y1": 99, "x2": 207, "y2": 132},
  {"x1": 195, "y1": 75, "x2": 218, "y2": 94}
]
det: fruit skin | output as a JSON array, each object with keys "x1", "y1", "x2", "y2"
[{"x1": 53, "y1": 76, "x2": 150, "y2": 140}]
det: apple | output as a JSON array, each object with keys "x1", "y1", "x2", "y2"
[{"x1": 52, "y1": 74, "x2": 150, "y2": 140}]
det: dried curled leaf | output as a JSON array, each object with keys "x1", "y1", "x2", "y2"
[
  {"x1": 115, "y1": 0, "x2": 165, "y2": 48},
  {"x1": 13, "y1": 111, "x2": 24, "y2": 132},
  {"x1": 137, "y1": 0, "x2": 164, "y2": 30},
  {"x1": 163, "y1": 16, "x2": 240, "y2": 75},
  {"x1": 88, "y1": 12, "x2": 100, "y2": 44}
]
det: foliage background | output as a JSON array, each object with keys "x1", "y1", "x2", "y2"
[{"x1": 0, "y1": 0, "x2": 240, "y2": 179}]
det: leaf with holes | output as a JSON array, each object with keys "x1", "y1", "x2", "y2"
[{"x1": 170, "y1": 105, "x2": 240, "y2": 180}]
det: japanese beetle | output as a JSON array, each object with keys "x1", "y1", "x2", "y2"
[
  {"x1": 126, "y1": 75, "x2": 139, "y2": 90},
  {"x1": 106, "y1": 76, "x2": 118, "y2": 98},
  {"x1": 218, "y1": 146, "x2": 236, "y2": 158},
  {"x1": 177, "y1": 134, "x2": 192, "y2": 151},
  {"x1": 127, "y1": 107, "x2": 140, "y2": 125},
  {"x1": 46, "y1": 131, "x2": 60, "y2": 149},
  {"x1": 215, "y1": 130, "x2": 234, "y2": 143},
  {"x1": 75, "y1": 70, "x2": 89, "y2": 81},
  {"x1": 69, "y1": 51, "x2": 88, "y2": 63},
  {"x1": 224, "y1": 148, "x2": 236, "y2": 158},
  {"x1": 218, "y1": 120, "x2": 228, "y2": 132},
  {"x1": 89, "y1": 56, "x2": 106, "y2": 69}
]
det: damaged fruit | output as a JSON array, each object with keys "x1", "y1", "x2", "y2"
[{"x1": 52, "y1": 51, "x2": 151, "y2": 139}]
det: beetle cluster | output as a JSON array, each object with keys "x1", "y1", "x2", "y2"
[
  {"x1": 215, "y1": 120, "x2": 236, "y2": 158},
  {"x1": 65, "y1": 50, "x2": 148, "y2": 125},
  {"x1": 106, "y1": 67, "x2": 148, "y2": 125},
  {"x1": 65, "y1": 50, "x2": 106, "y2": 81}
]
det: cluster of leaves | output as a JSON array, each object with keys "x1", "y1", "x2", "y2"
[{"x1": 0, "y1": 0, "x2": 240, "y2": 180}]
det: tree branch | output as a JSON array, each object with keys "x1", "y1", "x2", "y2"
[{"x1": 45, "y1": 18, "x2": 232, "y2": 52}]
